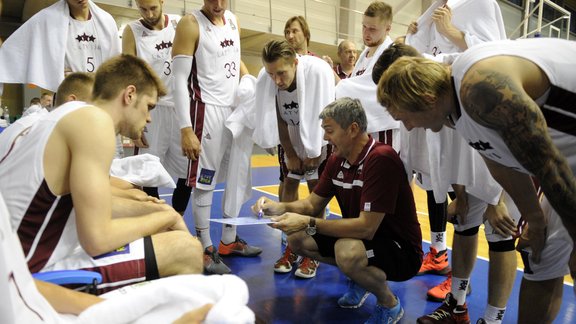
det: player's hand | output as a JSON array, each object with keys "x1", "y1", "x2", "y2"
[
  {"x1": 485, "y1": 200, "x2": 517, "y2": 237},
  {"x1": 172, "y1": 304, "x2": 213, "y2": 324},
  {"x1": 270, "y1": 213, "x2": 309, "y2": 235},
  {"x1": 516, "y1": 213, "x2": 548, "y2": 264},
  {"x1": 432, "y1": 4, "x2": 455, "y2": 37},
  {"x1": 251, "y1": 196, "x2": 284, "y2": 216},
  {"x1": 286, "y1": 156, "x2": 303, "y2": 174},
  {"x1": 122, "y1": 188, "x2": 165, "y2": 203},
  {"x1": 407, "y1": 21, "x2": 418, "y2": 35},
  {"x1": 181, "y1": 127, "x2": 201, "y2": 160},
  {"x1": 169, "y1": 213, "x2": 190, "y2": 233},
  {"x1": 303, "y1": 156, "x2": 321, "y2": 173},
  {"x1": 133, "y1": 131, "x2": 149, "y2": 148},
  {"x1": 322, "y1": 55, "x2": 334, "y2": 67}
]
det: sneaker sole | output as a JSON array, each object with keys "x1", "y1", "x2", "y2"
[
  {"x1": 294, "y1": 270, "x2": 316, "y2": 279},
  {"x1": 338, "y1": 292, "x2": 370, "y2": 309},
  {"x1": 426, "y1": 284, "x2": 472, "y2": 302},
  {"x1": 273, "y1": 267, "x2": 293, "y2": 273},
  {"x1": 392, "y1": 308, "x2": 405, "y2": 324},
  {"x1": 417, "y1": 266, "x2": 451, "y2": 276},
  {"x1": 219, "y1": 250, "x2": 263, "y2": 257}
]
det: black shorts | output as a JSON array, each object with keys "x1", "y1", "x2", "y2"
[
  {"x1": 144, "y1": 236, "x2": 160, "y2": 280},
  {"x1": 312, "y1": 233, "x2": 422, "y2": 282}
]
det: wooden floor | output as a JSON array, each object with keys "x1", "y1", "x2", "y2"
[{"x1": 161, "y1": 154, "x2": 576, "y2": 323}]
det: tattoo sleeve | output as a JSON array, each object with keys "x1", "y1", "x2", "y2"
[{"x1": 461, "y1": 68, "x2": 576, "y2": 239}]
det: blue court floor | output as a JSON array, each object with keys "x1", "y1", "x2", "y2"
[{"x1": 160, "y1": 165, "x2": 576, "y2": 324}]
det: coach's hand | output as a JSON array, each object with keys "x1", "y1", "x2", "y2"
[
  {"x1": 181, "y1": 127, "x2": 201, "y2": 160},
  {"x1": 270, "y1": 213, "x2": 309, "y2": 235}
]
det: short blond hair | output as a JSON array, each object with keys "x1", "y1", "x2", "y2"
[
  {"x1": 377, "y1": 56, "x2": 450, "y2": 114},
  {"x1": 92, "y1": 54, "x2": 167, "y2": 101},
  {"x1": 55, "y1": 72, "x2": 95, "y2": 106},
  {"x1": 365, "y1": 1, "x2": 393, "y2": 24}
]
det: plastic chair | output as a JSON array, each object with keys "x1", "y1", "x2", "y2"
[{"x1": 33, "y1": 270, "x2": 102, "y2": 295}]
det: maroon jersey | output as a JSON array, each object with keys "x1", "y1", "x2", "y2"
[{"x1": 314, "y1": 137, "x2": 422, "y2": 255}]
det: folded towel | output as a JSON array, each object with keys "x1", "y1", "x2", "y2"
[
  {"x1": 110, "y1": 154, "x2": 176, "y2": 188},
  {"x1": 78, "y1": 274, "x2": 255, "y2": 324}
]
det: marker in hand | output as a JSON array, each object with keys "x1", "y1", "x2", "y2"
[{"x1": 257, "y1": 198, "x2": 264, "y2": 219}]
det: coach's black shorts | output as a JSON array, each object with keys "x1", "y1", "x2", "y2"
[{"x1": 312, "y1": 233, "x2": 422, "y2": 282}]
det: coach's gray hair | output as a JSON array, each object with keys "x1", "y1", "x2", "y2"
[{"x1": 319, "y1": 97, "x2": 367, "y2": 133}]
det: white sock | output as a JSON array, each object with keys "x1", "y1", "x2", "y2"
[
  {"x1": 221, "y1": 216, "x2": 237, "y2": 244},
  {"x1": 484, "y1": 304, "x2": 506, "y2": 324},
  {"x1": 193, "y1": 189, "x2": 213, "y2": 249},
  {"x1": 430, "y1": 231, "x2": 447, "y2": 251},
  {"x1": 451, "y1": 276, "x2": 470, "y2": 305}
]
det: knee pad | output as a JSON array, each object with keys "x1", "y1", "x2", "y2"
[
  {"x1": 454, "y1": 226, "x2": 479, "y2": 236},
  {"x1": 488, "y1": 239, "x2": 516, "y2": 252},
  {"x1": 194, "y1": 189, "x2": 213, "y2": 207}
]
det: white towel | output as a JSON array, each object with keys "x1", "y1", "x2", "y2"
[
  {"x1": 223, "y1": 74, "x2": 257, "y2": 217},
  {"x1": 351, "y1": 36, "x2": 393, "y2": 77},
  {"x1": 407, "y1": 0, "x2": 506, "y2": 57},
  {"x1": 335, "y1": 71, "x2": 399, "y2": 134},
  {"x1": 78, "y1": 274, "x2": 254, "y2": 324},
  {"x1": 110, "y1": 154, "x2": 176, "y2": 189},
  {"x1": 251, "y1": 55, "x2": 335, "y2": 158},
  {"x1": 0, "y1": 0, "x2": 120, "y2": 93}
]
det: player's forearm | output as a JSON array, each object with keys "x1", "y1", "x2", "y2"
[
  {"x1": 111, "y1": 196, "x2": 170, "y2": 218},
  {"x1": 483, "y1": 157, "x2": 544, "y2": 225},
  {"x1": 81, "y1": 212, "x2": 179, "y2": 256},
  {"x1": 172, "y1": 55, "x2": 194, "y2": 129},
  {"x1": 537, "y1": 160, "x2": 576, "y2": 237},
  {"x1": 36, "y1": 280, "x2": 102, "y2": 315}
]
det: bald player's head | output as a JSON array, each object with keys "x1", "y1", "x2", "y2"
[{"x1": 54, "y1": 72, "x2": 95, "y2": 107}]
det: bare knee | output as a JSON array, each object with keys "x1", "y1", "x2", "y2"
[
  {"x1": 154, "y1": 231, "x2": 204, "y2": 277},
  {"x1": 335, "y1": 245, "x2": 365, "y2": 275}
]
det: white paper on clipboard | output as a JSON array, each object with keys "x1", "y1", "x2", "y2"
[{"x1": 210, "y1": 217, "x2": 276, "y2": 226}]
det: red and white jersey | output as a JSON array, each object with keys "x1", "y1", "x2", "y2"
[
  {"x1": 453, "y1": 38, "x2": 576, "y2": 175},
  {"x1": 65, "y1": 15, "x2": 104, "y2": 73},
  {"x1": 190, "y1": 9, "x2": 240, "y2": 106},
  {"x1": 129, "y1": 14, "x2": 180, "y2": 106},
  {"x1": 0, "y1": 101, "x2": 89, "y2": 273},
  {"x1": 0, "y1": 193, "x2": 66, "y2": 324}
]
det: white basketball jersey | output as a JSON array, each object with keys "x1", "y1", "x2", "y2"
[
  {"x1": 65, "y1": 16, "x2": 104, "y2": 73},
  {"x1": 276, "y1": 89, "x2": 306, "y2": 159},
  {"x1": 0, "y1": 194, "x2": 66, "y2": 324},
  {"x1": 453, "y1": 38, "x2": 576, "y2": 175},
  {"x1": 0, "y1": 102, "x2": 88, "y2": 273},
  {"x1": 129, "y1": 14, "x2": 180, "y2": 106},
  {"x1": 190, "y1": 9, "x2": 240, "y2": 106},
  {"x1": 351, "y1": 36, "x2": 392, "y2": 77}
]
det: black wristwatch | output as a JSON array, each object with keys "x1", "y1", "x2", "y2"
[{"x1": 305, "y1": 217, "x2": 317, "y2": 236}]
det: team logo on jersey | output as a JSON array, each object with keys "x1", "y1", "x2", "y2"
[
  {"x1": 220, "y1": 39, "x2": 235, "y2": 48},
  {"x1": 468, "y1": 140, "x2": 493, "y2": 151},
  {"x1": 283, "y1": 101, "x2": 298, "y2": 110},
  {"x1": 155, "y1": 40, "x2": 173, "y2": 51},
  {"x1": 229, "y1": 19, "x2": 237, "y2": 30},
  {"x1": 75, "y1": 33, "x2": 96, "y2": 42},
  {"x1": 198, "y1": 168, "x2": 216, "y2": 185},
  {"x1": 93, "y1": 244, "x2": 130, "y2": 259},
  {"x1": 337, "y1": 171, "x2": 344, "y2": 179}
]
